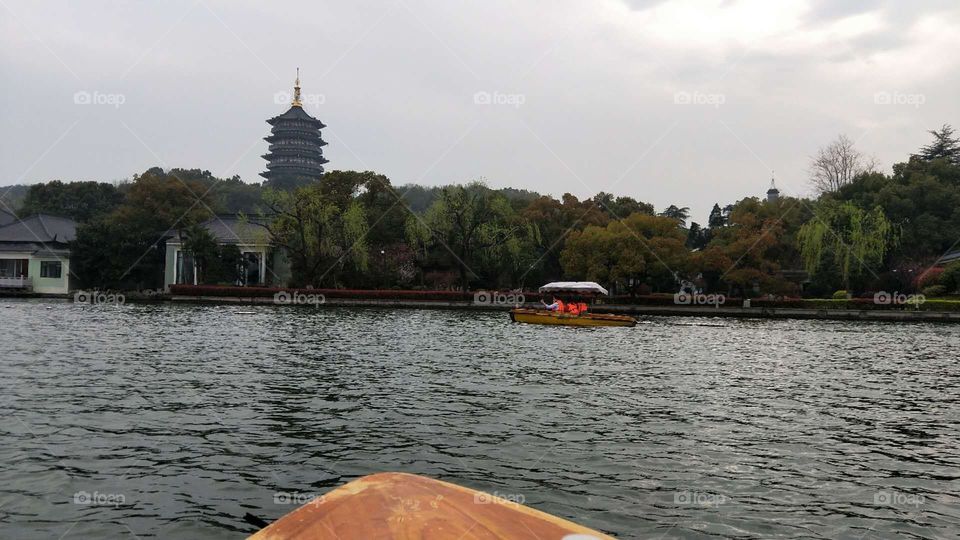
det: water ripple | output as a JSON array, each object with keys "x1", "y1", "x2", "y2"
[{"x1": 1, "y1": 300, "x2": 959, "y2": 539}]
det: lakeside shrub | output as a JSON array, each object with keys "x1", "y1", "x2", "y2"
[
  {"x1": 940, "y1": 262, "x2": 960, "y2": 293},
  {"x1": 832, "y1": 290, "x2": 850, "y2": 299},
  {"x1": 916, "y1": 267, "x2": 945, "y2": 290},
  {"x1": 922, "y1": 285, "x2": 947, "y2": 298},
  {"x1": 167, "y1": 284, "x2": 960, "y2": 312},
  {"x1": 169, "y1": 284, "x2": 541, "y2": 303}
]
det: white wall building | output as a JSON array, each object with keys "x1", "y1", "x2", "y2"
[{"x1": 0, "y1": 214, "x2": 76, "y2": 295}]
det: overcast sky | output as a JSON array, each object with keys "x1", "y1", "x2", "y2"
[{"x1": 2, "y1": 0, "x2": 958, "y2": 223}]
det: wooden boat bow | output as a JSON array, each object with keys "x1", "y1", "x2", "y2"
[{"x1": 248, "y1": 472, "x2": 614, "y2": 539}]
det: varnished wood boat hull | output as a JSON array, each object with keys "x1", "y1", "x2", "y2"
[
  {"x1": 509, "y1": 308, "x2": 636, "y2": 327},
  {"x1": 248, "y1": 472, "x2": 613, "y2": 540}
]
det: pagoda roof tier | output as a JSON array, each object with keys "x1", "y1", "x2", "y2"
[
  {"x1": 267, "y1": 124, "x2": 326, "y2": 134},
  {"x1": 264, "y1": 133, "x2": 328, "y2": 144},
  {"x1": 262, "y1": 169, "x2": 327, "y2": 179},
  {"x1": 265, "y1": 143, "x2": 327, "y2": 153},
  {"x1": 262, "y1": 152, "x2": 330, "y2": 164},
  {"x1": 266, "y1": 106, "x2": 326, "y2": 128},
  {"x1": 262, "y1": 155, "x2": 329, "y2": 166},
  {"x1": 264, "y1": 149, "x2": 327, "y2": 160},
  {"x1": 260, "y1": 165, "x2": 327, "y2": 179}
]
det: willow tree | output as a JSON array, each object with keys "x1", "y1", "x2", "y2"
[
  {"x1": 407, "y1": 182, "x2": 527, "y2": 291},
  {"x1": 797, "y1": 201, "x2": 897, "y2": 290},
  {"x1": 263, "y1": 184, "x2": 369, "y2": 287}
]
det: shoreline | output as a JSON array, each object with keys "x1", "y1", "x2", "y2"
[
  {"x1": 171, "y1": 295, "x2": 960, "y2": 322},
  {"x1": 3, "y1": 292, "x2": 957, "y2": 322}
]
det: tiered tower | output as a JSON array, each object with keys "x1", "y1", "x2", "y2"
[
  {"x1": 766, "y1": 173, "x2": 780, "y2": 203},
  {"x1": 261, "y1": 69, "x2": 328, "y2": 183}
]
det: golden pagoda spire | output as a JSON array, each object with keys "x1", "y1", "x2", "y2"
[{"x1": 292, "y1": 67, "x2": 302, "y2": 107}]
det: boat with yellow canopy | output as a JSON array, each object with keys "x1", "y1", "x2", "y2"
[{"x1": 509, "y1": 281, "x2": 636, "y2": 327}]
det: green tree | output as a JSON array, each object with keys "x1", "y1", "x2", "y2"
[
  {"x1": 210, "y1": 176, "x2": 265, "y2": 213},
  {"x1": 707, "y1": 203, "x2": 726, "y2": 228},
  {"x1": 686, "y1": 222, "x2": 708, "y2": 250},
  {"x1": 409, "y1": 182, "x2": 526, "y2": 290},
  {"x1": 182, "y1": 225, "x2": 219, "y2": 284},
  {"x1": 706, "y1": 197, "x2": 809, "y2": 296},
  {"x1": 939, "y1": 261, "x2": 960, "y2": 293},
  {"x1": 917, "y1": 124, "x2": 960, "y2": 165},
  {"x1": 72, "y1": 171, "x2": 212, "y2": 289},
  {"x1": 263, "y1": 183, "x2": 369, "y2": 287},
  {"x1": 797, "y1": 201, "x2": 898, "y2": 290},
  {"x1": 561, "y1": 213, "x2": 689, "y2": 294},
  {"x1": 20, "y1": 180, "x2": 123, "y2": 222},
  {"x1": 835, "y1": 158, "x2": 960, "y2": 260},
  {"x1": 659, "y1": 205, "x2": 691, "y2": 227}
]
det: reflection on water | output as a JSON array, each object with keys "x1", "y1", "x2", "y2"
[{"x1": 1, "y1": 300, "x2": 959, "y2": 539}]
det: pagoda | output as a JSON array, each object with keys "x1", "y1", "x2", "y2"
[
  {"x1": 766, "y1": 173, "x2": 780, "y2": 203},
  {"x1": 261, "y1": 69, "x2": 328, "y2": 183}
]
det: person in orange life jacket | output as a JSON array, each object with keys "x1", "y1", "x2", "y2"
[
  {"x1": 566, "y1": 302, "x2": 580, "y2": 316},
  {"x1": 541, "y1": 296, "x2": 564, "y2": 312}
]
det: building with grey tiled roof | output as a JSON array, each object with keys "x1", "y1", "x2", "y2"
[
  {"x1": 162, "y1": 215, "x2": 288, "y2": 290},
  {"x1": 0, "y1": 214, "x2": 77, "y2": 294}
]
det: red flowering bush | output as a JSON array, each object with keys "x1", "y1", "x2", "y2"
[
  {"x1": 168, "y1": 284, "x2": 544, "y2": 303},
  {"x1": 916, "y1": 267, "x2": 944, "y2": 290}
]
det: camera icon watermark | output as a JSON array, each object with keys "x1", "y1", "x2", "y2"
[
  {"x1": 473, "y1": 491, "x2": 525, "y2": 507},
  {"x1": 473, "y1": 90, "x2": 526, "y2": 108},
  {"x1": 674, "y1": 292, "x2": 725, "y2": 306},
  {"x1": 73, "y1": 90, "x2": 126, "y2": 109},
  {"x1": 74, "y1": 290, "x2": 125, "y2": 306},
  {"x1": 674, "y1": 491, "x2": 727, "y2": 506},
  {"x1": 274, "y1": 492, "x2": 325, "y2": 507},
  {"x1": 273, "y1": 290, "x2": 325, "y2": 307},
  {"x1": 274, "y1": 91, "x2": 325, "y2": 107},
  {"x1": 874, "y1": 490, "x2": 924, "y2": 508},
  {"x1": 873, "y1": 291, "x2": 925, "y2": 306},
  {"x1": 473, "y1": 290, "x2": 525, "y2": 306},
  {"x1": 673, "y1": 90, "x2": 725, "y2": 108},
  {"x1": 873, "y1": 91, "x2": 925, "y2": 108},
  {"x1": 73, "y1": 490, "x2": 126, "y2": 507}
]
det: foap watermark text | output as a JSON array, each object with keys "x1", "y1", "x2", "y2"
[
  {"x1": 73, "y1": 91, "x2": 125, "y2": 108},
  {"x1": 474, "y1": 91, "x2": 525, "y2": 108},
  {"x1": 273, "y1": 290, "x2": 325, "y2": 307},
  {"x1": 875, "y1": 490, "x2": 924, "y2": 508},
  {"x1": 874, "y1": 91, "x2": 925, "y2": 108},
  {"x1": 874, "y1": 291, "x2": 925, "y2": 306},
  {"x1": 74, "y1": 490, "x2": 126, "y2": 507},
  {"x1": 674, "y1": 491, "x2": 728, "y2": 506},
  {"x1": 274, "y1": 91, "x2": 325, "y2": 107},
  {"x1": 474, "y1": 290, "x2": 525, "y2": 306},
  {"x1": 274, "y1": 492, "x2": 325, "y2": 506},
  {"x1": 474, "y1": 491, "x2": 525, "y2": 507},
  {"x1": 74, "y1": 290, "x2": 125, "y2": 306},
  {"x1": 674, "y1": 292, "x2": 725, "y2": 306},
  {"x1": 674, "y1": 90, "x2": 725, "y2": 108}
]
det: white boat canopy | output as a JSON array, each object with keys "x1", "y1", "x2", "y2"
[{"x1": 538, "y1": 281, "x2": 609, "y2": 296}]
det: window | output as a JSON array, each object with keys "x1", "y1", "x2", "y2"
[
  {"x1": 40, "y1": 261, "x2": 62, "y2": 278},
  {"x1": 0, "y1": 259, "x2": 28, "y2": 277}
]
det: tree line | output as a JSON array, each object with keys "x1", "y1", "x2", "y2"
[{"x1": 8, "y1": 125, "x2": 960, "y2": 298}]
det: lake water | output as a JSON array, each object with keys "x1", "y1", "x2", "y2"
[{"x1": 2, "y1": 300, "x2": 959, "y2": 539}]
